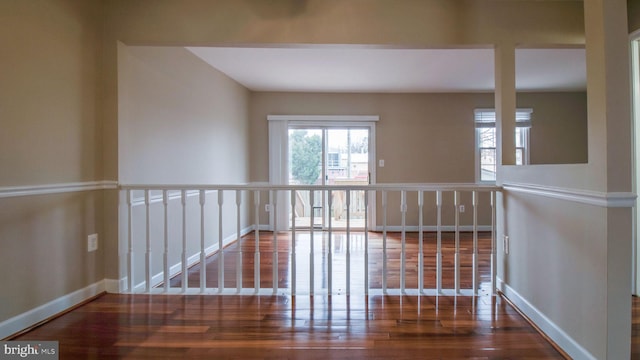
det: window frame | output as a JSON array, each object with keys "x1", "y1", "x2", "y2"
[{"x1": 474, "y1": 109, "x2": 532, "y2": 183}]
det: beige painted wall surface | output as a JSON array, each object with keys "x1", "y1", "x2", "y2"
[
  {"x1": 102, "y1": 0, "x2": 584, "y2": 184},
  {"x1": 498, "y1": 191, "x2": 607, "y2": 358},
  {"x1": 250, "y1": 92, "x2": 494, "y2": 183},
  {"x1": 250, "y1": 92, "x2": 495, "y2": 226},
  {"x1": 105, "y1": 0, "x2": 584, "y2": 46},
  {"x1": 0, "y1": 0, "x2": 105, "y2": 328},
  {"x1": 0, "y1": 0, "x2": 103, "y2": 185},
  {"x1": 501, "y1": 1, "x2": 632, "y2": 358},
  {"x1": 118, "y1": 45, "x2": 251, "y2": 184},
  {"x1": 0, "y1": 192, "x2": 104, "y2": 322},
  {"x1": 116, "y1": 45, "x2": 252, "y2": 280},
  {"x1": 517, "y1": 92, "x2": 588, "y2": 165}
]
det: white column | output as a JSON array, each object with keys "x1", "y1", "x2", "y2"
[{"x1": 495, "y1": 42, "x2": 516, "y2": 171}]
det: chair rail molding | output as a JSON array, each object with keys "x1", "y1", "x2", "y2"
[
  {"x1": 0, "y1": 181, "x2": 118, "y2": 199},
  {"x1": 502, "y1": 182, "x2": 636, "y2": 208}
]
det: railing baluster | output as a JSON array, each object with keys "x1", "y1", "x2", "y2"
[
  {"x1": 236, "y1": 190, "x2": 242, "y2": 293},
  {"x1": 218, "y1": 190, "x2": 224, "y2": 293},
  {"x1": 491, "y1": 191, "x2": 497, "y2": 295},
  {"x1": 382, "y1": 190, "x2": 388, "y2": 294},
  {"x1": 436, "y1": 190, "x2": 442, "y2": 294},
  {"x1": 454, "y1": 191, "x2": 460, "y2": 294},
  {"x1": 364, "y1": 190, "x2": 369, "y2": 295},
  {"x1": 290, "y1": 189, "x2": 296, "y2": 296},
  {"x1": 418, "y1": 190, "x2": 424, "y2": 294},
  {"x1": 309, "y1": 190, "x2": 314, "y2": 295},
  {"x1": 127, "y1": 190, "x2": 134, "y2": 292},
  {"x1": 254, "y1": 190, "x2": 260, "y2": 293},
  {"x1": 199, "y1": 190, "x2": 206, "y2": 293},
  {"x1": 346, "y1": 189, "x2": 351, "y2": 296},
  {"x1": 272, "y1": 190, "x2": 278, "y2": 294},
  {"x1": 119, "y1": 184, "x2": 499, "y2": 297},
  {"x1": 163, "y1": 190, "x2": 169, "y2": 293},
  {"x1": 400, "y1": 190, "x2": 407, "y2": 294},
  {"x1": 145, "y1": 190, "x2": 151, "y2": 292},
  {"x1": 181, "y1": 190, "x2": 187, "y2": 293},
  {"x1": 472, "y1": 191, "x2": 479, "y2": 295},
  {"x1": 327, "y1": 190, "x2": 333, "y2": 295}
]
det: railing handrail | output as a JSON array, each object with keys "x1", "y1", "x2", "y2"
[
  {"x1": 119, "y1": 182, "x2": 499, "y2": 296},
  {"x1": 119, "y1": 182, "x2": 501, "y2": 192}
]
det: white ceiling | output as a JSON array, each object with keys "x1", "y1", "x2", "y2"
[{"x1": 186, "y1": 46, "x2": 586, "y2": 93}]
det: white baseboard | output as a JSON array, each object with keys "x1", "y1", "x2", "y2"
[
  {"x1": 0, "y1": 280, "x2": 106, "y2": 339},
  {"x1": 104, "y1": 279, "x2": 121, "y2": 293},
  {"x1": 496, "y1": 277, "x2": 596, "y2": 360},
  {"x1": 255, "y1": 225, "x2": 272, "y2": 231},
  {"x1": 374, "y1": 225, "x2": 492, "y2": 232},
  {"x1": 215, "y1": 224, "x2": 491, "y2": 235},
  {"x1": 255, "y1": 225, "x2": 491, "y2": 232},
  {"x1": 119, "y1": 226, "x2": 256, "y2": 292}
]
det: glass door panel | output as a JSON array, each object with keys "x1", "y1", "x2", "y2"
[
  {"x1": 288, "y1": 129, "x2": 323, "y2": 229},
  {"x1": 326, "y1": 129, "x2": 369, "y2": 229}
]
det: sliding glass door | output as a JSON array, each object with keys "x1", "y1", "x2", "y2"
[
  {"x1": 325, "y1": 129, "x2": 369, "y2": 229},
  {"x1": 288, "y1": 127, "x2": 370, "y2": 229}
]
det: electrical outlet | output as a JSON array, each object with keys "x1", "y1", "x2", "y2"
[
  {"x1": 265, "y1": 204, "x2": 271, "y2": 212},
  {"x1": 459, "y1": 205, "x2": 465, "y2": 213},
  {"x1": 503, "y1": 235, "x2": 509, "y2": 255},
  {"x1": 88, "y1": 233, "x2": 98, "y2": 252}
]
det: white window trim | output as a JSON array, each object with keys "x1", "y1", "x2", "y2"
[
  {"x1": 268, "y1": 115, "x2": 378, "y2": 230},
  {"x1": 474, "y1": 108, "x2": 533, "y2": 183}
]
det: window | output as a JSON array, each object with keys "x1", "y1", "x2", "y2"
[
  {"x1": 327, "y1": 152, "x2": 340, "y2": 168},
  {"x1": 475, "y1": 109, "x2": 532, "y2": 182}
]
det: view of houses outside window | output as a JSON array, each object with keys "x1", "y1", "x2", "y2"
[{"x1": 288, "y1": 128, "x2": 369, "y2": 228}]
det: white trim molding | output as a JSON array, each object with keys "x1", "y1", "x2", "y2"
[
  {"x1": 0, "y1": 181, "x2": 118, "y2": 199},
  {"x1": 0, "y1": 280, "x2": 106, "y2": 339},
  {"x1": 267, "y1": 115, "x2": 379, "y2": 122},
  {"x1": 116, "y1": 225, "x2": 256, "y2": 293},
  {"x1": 502, "y1": 182, "x2": 636, "y2": 208},
  {"x1": 374, "y1": 225, "x2": 493, "y2": 232},
  {"x1": 497, "y1": 278, "x2": 597, "y2": 360}
]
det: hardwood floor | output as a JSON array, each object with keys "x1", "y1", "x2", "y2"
[
  {"x1": 14, "y1": 294, "x2": 565, "y2": 359},
  {"x1": 10, "y1": 231, "x2": 572, "y2": 359},
  {"x1": 170, "y1": 231, "x2": 494, "y2": 293},
  {"x1": 633, "y1": 296, "x2": 640, "y2": 359}
]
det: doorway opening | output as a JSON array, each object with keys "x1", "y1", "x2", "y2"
[{"x1": 288, "y1": 127, "x2": 371, "y2": 230}]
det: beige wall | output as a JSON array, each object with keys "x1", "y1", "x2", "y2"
[
  {"x1": 102, "y1": 1, "x2": 629, "y2": 358},
  {"x1": 1, "y1": 1, "x2": 633, "y2": 358},
  {"x1": 0, "y1": 0, "x2": 104, "y2": 324},
  {"x1": 500, "y1": 2, "x2": 632, "y2": 359},
  {"x1": 118, "y1": 45, "x2": 250, "y2": 184},
  {"x1": 250, "y1": 92, "x2": 496, "y2": 227},
  {"x1": 0, "y1": 192, "x2": 104, "y2": 322},
  {"x1": 517, "y1": 92, "x2": 588, "y2": 165},
  {"x1": 498, "y1": 191, "x2": 609, "y2": 356},
  {"x1": 250, "y1": 92, "x2": 495, "y2": 183},
  {"x1": 116, "y1": 45, "x2": 252, "y2": 280}
]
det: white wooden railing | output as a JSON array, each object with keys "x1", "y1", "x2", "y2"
[{"x1": 118, "y1": 184, "x2": 499, "y2": 296}]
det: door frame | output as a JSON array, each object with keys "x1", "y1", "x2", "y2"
[
  {"x1": 630, "y1": 30, "x2": 640, "y2": 296},
  {"x1": 268, "y1": 115, "x2": 378, "y2": 231}
]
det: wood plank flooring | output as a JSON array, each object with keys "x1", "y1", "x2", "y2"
[
  {"x1": 10, "y1": 231, "x2": 573, "y2": 359},
  {"x1": 14, "y1": 294, "x2": 566, "y2": 359},
  {"x1": 633, "y1": 295, "x2": 640, "y2": 359},
  {"x1": 170, "y1": 231, "x2": 494, "y2": 294}
]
